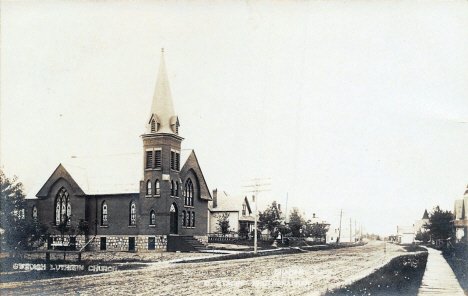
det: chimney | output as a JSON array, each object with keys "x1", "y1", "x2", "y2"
[
  {"x1": 278, "y1": 204, "x2": 281, "y2": 211},
  {"x1": 213, "y1": 189, "x2": 218, "y2": 208}
]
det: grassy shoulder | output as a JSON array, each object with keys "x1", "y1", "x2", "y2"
[
  {"x1": 442, "y1": 244, "x2": 468, "y2": 293},
  {"x1": 324, "y1": 251, "x2": 428, "y2": 296}
]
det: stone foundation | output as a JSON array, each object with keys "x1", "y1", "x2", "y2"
[{"x1": 39, "y1": 235, "x2": 167, "y2": 252}]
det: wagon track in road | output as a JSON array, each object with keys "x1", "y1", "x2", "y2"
[{"x1": 1, "y1": 242, "x2": 407, "y2": 296}]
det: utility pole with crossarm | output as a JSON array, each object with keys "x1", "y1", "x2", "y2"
[{"x1": 243, "y1": 177, "x2": 271, "y2": 254}]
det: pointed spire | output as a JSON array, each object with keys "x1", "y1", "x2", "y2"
[
  {"x1": 422, "y1": 209, "x2": 429, "y2": 220},
  {"x1": 146, "y1": 48, "x2": 179, "y2": 135}
]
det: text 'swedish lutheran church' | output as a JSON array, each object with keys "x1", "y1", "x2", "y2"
[{"x1": 27, "y1": 50, "x2": 212, "y2": 252}]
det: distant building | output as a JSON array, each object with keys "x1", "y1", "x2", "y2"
[
  {"x1": 326, "y1": 227, "x2": 356, "y2": 244},
  {"x1": 454, "y1": 184, "x2": 468, "y2": 244},
  {"x1": 326, "y1": 228, "x2": 339, "y2": 244},
  {"x1": 414, "y1": 209, "x2": 430, "y2": 232},
  {"x1": 26, "y1": 51, "x2": 212, "y2": 252},
  {"x1": 397, "y1": 225, "x2": 415, "y2": 244},
  {"x1": 413, "y1": 209, "x2": 430, "y2": 240},
  {"x1": 306, "y1": 213, "x2": 330, "y2": 242}
]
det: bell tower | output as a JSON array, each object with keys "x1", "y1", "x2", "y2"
[{"x1": 141, "y1": 49, "x2": 183, "y2": 214}]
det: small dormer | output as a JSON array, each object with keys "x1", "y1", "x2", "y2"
[
  {"x1": 170, "y1": 116, "x2": 180, "y2": 135},
  {"x1": 148, "y1": 114, "x2": 161, "y2": 134}
]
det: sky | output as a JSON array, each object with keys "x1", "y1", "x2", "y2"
[{"x1": 1, "y1": 1, "x2": 468, "y2": 236}]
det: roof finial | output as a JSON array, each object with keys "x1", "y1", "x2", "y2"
[{"x1": 161, "y1": 48, "x2": 164, "y2": 53}]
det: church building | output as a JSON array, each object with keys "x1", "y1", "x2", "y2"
[{"x1": 26, "y1": 50, "x2": 212, "y2": 252}]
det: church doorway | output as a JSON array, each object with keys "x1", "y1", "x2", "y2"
[{"x1": 170, "y1": 203, "x2": 178, "y2": 234}]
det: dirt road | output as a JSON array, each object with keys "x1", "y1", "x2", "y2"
[{"x1": 1, "y1": 242, "x2": 408, "y2": 296}]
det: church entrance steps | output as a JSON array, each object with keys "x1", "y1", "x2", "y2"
[
  {"x1": 167, "y1": 235, "x2": 208, "y2": 252},
  {"x1": 418, "y1": 247, "x2": 465, "y2": 296}
]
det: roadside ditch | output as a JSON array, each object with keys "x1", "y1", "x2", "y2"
[{"x1": 323, "y1": 246, "x2": 428, "y2": 296}]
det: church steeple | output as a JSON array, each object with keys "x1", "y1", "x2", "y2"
[
  {"x1": 146, "y1": 48, "x2": 180, "y2": 135},
  {"x1": 422, "y1": 209, "x2": 429, "y2": 220}
]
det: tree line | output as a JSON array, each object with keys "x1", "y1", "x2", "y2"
[{"x1": 216, "y1": 201, "x2": 329, "y2": 241}]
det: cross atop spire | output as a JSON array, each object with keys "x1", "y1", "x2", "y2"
[{"x1": 145, "y1": 50, "x2": 179, "y2": 135}]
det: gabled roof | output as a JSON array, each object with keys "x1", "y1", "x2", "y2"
[
  {"x1": 31, "y1": 154, "x2": 143, "y2": 197},
  {"x1": 28, "y1": 164, "x2": 87, "y2": 199},
  {"x1": 180, "y1": 150, "x2": 212, "y2": 201},
  {"x1": 28, "y1": 150, "x2": 209, "y2": 199},
  {"x1": 210, "y1": 191, "x2": 252, "y2": 214}
]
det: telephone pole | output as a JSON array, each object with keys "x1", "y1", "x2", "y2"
[
  {"x1": 355, "y1": 220, "x2": 357, "y2": 242},
  {"x1": 350, "y1": 218, "x2": 352, "y2": 244},
  {"x1": 243, "y1": 177, "x2": 271, "y2": 254},
  {"x1": 337, "y1": 209, "x2": 342, "y2": 245}
]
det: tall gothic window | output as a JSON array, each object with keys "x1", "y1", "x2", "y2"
[
  {"x1": 175, "y1": 181, "x2": 179, "y2": 197},
  {"x1": 155, "y1": 180, "x2": 160, "y2": 195},
  {"x1": 171, "y1": 180, "x2": 175, "y2": 196},
  {"x1": 130, "y1": 201, "x2": 136, "y2": 226},
  {"x1": 150, "y1": 210, "x2": 156, "y2": 226},
  {"x1": 187, "y1": 211, "x2": 191, "y2": 227},
  {"x1": 242, "y1": 204, "x2": 247, "y2": 216},
  {"x1": 101, "y1": 201, "x2": 108, "y2": 226},
  {"x1": 192, "y1": 211, "x2": 195, "y2": 227},
  {"x1": 182, "y1": 210, "x2": 186, "y2": 227},
  {"x1": 184, "y1": 179, "x2": 194, "y2": 206},
  {"x1": 146, "y1": 180, "x2": 152, "y2": 196},
  {"x1": 55, "y1": 188, "x2": 71, "y2": 226}
]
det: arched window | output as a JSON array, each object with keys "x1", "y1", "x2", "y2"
[
  {"x1": 184, "y1": 179, "x2": 194, "y2": 206},
  {"x1": 66, "y1": 200, "x2": 71, "y2": 225},
  {"x1": 175, "y1": 182, "x2": 179, "y2": 197},
  {"x1": 61, "y1": 196, "x2": 66, "y2": 223},
  {"x1": 146, "y1": 180, "x2": 152, "y2": 196},
  {"x1": 55, "y1": 188, "x2": 71, "y2": 225},
  {"x1": 55, "y1": 199, "x2": 60, "y2": 225},
  {"x1": 101, "y1": 201, "x2": 108, "y2": 226},
  {"x1": 192, "y1": 211, "x2": 195, "y2": 227},
  {"x1": 171, "y1": 180, "x2": 175, "y2": 196},
  {"x1": 155, "y1": 180, "x2": 160, "y2": 195},
  {"x1": 190, "y1": 181, "x2": 194, "y2": 206},
  {"x1": 32, "y1": 205, "x2": 37, "y2": 220},
  {"x1": 150, "y1": 210, "x2": 156, "y2": 226},
  {"x1": 182, "y1": 210, "x2": 186, "y2": 227},
  {"x1": 187, "y1": 211, "x2": 191, "y2": 227},
  {"x1": 130, "y1": 201, "x2": 136, "y2": 226}
]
